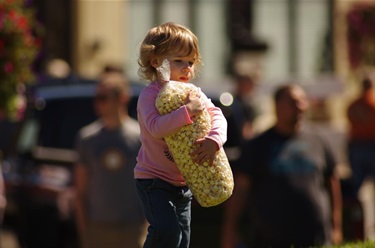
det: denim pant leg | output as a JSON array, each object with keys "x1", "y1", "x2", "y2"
[
  {"x1": 175, "y1": 185, "x2": 192, "y2": 248},
  {"x1": 136, "y1": 179, "x2": 192, "y2": 248}
]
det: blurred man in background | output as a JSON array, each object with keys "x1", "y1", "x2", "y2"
[
  {"x1": 221, "y1": 84, "x2": 342, "y2": 248},
  {"x1": 347, "y1": 75, "x2": 375, "y2": 195},
  {"x1": 346, "y1": 74, "x2": 375, "y2": 239},
  {"x1": 74, "y1": 70, "x2": 146, "y2": 248}
]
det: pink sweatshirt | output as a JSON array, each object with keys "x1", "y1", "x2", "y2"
[{"x1": 134, "y1": 81, "x2": 227, "y2": 186}]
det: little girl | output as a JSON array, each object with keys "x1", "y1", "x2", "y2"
[{"x1": 134, "y1": 22, "x2": 227, "y2": 248}]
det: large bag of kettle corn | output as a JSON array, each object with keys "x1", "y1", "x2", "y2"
[{"x1": 155, "y1": 80, "x2": 234, "y2": 207}]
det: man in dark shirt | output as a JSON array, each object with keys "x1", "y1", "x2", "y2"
[{"x1": 221, "y1": 84, "x2": 343, "y2": 248}]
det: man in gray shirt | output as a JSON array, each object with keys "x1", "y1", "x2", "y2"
[{"x1": 74, "y1": 70, "x2": 146, "y2": 248}]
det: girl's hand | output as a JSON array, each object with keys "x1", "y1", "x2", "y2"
[
  {"x1": 191, "y1": 138, "x2": 217, "y2": 166},
  {"x1": 185, "y1": 91, "x2": 204, "y2": 117}
]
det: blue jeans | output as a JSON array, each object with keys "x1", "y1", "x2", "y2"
[{"x1": 135, "y1": 179, "x2": 192, "y2": 248}]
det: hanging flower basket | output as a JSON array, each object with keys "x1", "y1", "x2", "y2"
[{"x1": 0, "y1": 0, "x2": 43, "y2": 120}]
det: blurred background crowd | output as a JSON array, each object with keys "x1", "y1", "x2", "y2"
[{"x1": 0, "y1": 0, "x2": 375, "y2": 247}]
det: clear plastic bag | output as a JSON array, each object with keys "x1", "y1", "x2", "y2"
[{"x1": 155, "y1": 80, "x2": 234, "y2": 207}]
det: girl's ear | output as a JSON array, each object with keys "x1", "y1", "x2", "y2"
[{"x1": 151, "y1": 57, "x2": 159, "y2": 69}]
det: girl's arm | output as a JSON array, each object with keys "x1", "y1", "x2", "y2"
[
  {"x1": 138, "y1": 88, "x2": 193, "y2": 139},
  {"x1": 203, "y1": 95, "x2": 228, "y2": 148}
]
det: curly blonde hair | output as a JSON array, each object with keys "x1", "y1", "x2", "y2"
[{"x1": 138, "y1": 22, "x2": 203, "y2": 81}]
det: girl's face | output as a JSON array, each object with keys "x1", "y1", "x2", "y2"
[{"x1": 153, "y1": 52, "x2": 196, "y2": 83}]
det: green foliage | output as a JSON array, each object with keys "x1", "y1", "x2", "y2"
[
  {"x1": 0, "y1": 0, "x2": 43, "y2": 120},
  {"x1": 325, "y1": 240, "x2": 375, "y2": 248}
]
